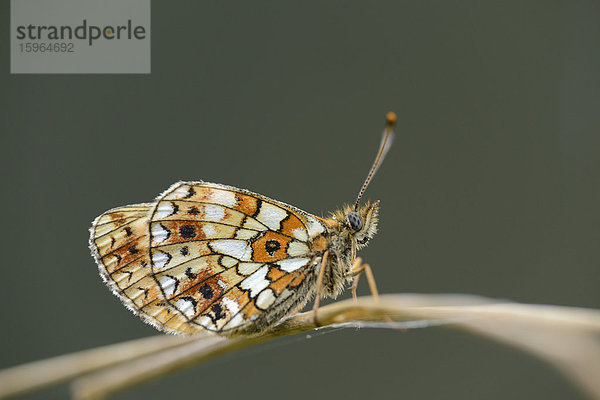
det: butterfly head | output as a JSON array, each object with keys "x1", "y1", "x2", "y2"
[{"x1": 335, "y1": 201, "x2": 379, "y2": 249}]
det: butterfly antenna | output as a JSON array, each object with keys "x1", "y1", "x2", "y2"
[{"x1": 354, "y1": 112, "x2": 396, "y2": 211}]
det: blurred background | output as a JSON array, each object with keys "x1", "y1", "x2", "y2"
[{"x1": 1, "y1": 1, "x2": 599, "y2": 399}]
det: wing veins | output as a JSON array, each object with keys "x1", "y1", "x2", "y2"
[
  {"x1": 156, "y1": 198, "x2": 313, "y2": 243},
  {"x1": 155, "y1": 199, "x2": 268, "y2": 228}
]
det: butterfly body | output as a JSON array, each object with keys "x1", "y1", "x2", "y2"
[{"x1": 315, "y1": 202, "x2": 380, "y2": 298}]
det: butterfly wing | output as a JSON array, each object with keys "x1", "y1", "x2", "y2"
[
  {"x1": 145, "y1": 181, "x2": 330, "y2": 334},
  {"x1": 90, "y1": 203, "x2": 196, "y2": 334},
  {"x1": 90, "y1": 181, "x2": 330, "y2": 335}
]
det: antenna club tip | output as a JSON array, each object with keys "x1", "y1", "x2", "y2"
[{"x1": 386, "y1": 112, "x2": 397, "y2": 125}]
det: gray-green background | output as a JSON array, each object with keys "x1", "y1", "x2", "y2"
[{"x1": 1, "y1": 2, "x2": 599, "y2": 399}]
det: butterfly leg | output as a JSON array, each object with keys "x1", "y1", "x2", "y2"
[
  {"x1": 349, "y1": 257, "x2": 363, "y2": 301},
  {"x1": 347, "y1": 258, "x2": 380, "y2": 303},
  {"x1": 347, "y1": 260, "x2": 402, "y2": 328},
  {"x1": 312, "y1": 250, "x2": 330, "y2": 327}
]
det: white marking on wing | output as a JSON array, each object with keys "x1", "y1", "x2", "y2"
[
  {"x1": 175, "y1": 298, "x2": 196, "y2": 318},
  {"x1": 224, "y1": 313, "x2": 246, "y2": 329},
  {"x1": 255, "y1": 203, "x2": 287, "y2": 230},
  {"x1": 222, "y1": 297, "x2": 240, "y2": 314},
  {"x1": 159, "y1": 275, "x2": 177, "y2": 296},
  {"x1": 204, "y1": 204, "x2": 225, "y2": 221},
  {"x1": 256, "y1": 288, "x2": 276, "y2": 309},
  {"x1": 151, "y1": 223, "x2": 170, "y2": 244},
  {"x1": 306, "y1": 216, "x2": 326, "y2": 238},
  {"x1": 155, "y1": 202, "x2": 175, "y2": 218},
  {"x1": 217, "y1": 280, "x2": 227, "y2": 289},
  {"x1": 240, "y1": 265, "x2": 270, "y2": 297},
  {"x1": 202, "y1": 224, "x2": 216, "y2": 237},
  {"x1": 210, "y1": 239, "x2": 252, "y2": 261},
  {"x1": 287, "y1": 241, "x2": 310, "y2": 257},
  {"x1": 151, "y1": 250, "x2": 171, "y2": 269},
  {"x1": 291, "y1": 227, "x2": 308, "y2": 241},
  {"x1": 172, "y1": 185, "x2": 191, "y2": 199},
  {"x1": 211, "y1": 190, "x2": 237, "y2": 207},
  {"x1": 278, "y1": 258, "x2": 309, "y2": 272}
]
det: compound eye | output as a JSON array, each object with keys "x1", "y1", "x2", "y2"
[{"x1": 346, "y1": 211, "x2": 363, "y2": 231}]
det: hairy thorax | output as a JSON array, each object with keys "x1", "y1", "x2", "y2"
[
  {"x1": 319, "y1": 219, "x2": 355, "y2": 297},
  {"x1": 317, "y1": 201, "x2": 380, "y2": 298}
]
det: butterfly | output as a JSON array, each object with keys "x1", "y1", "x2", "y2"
[{"x1": 89, "y1": 113, "x2": 396, "y2": 335}]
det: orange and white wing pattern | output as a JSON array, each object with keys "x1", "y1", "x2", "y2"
[
  {"x1": 89, "y1": 202, "x2": 194, "y2": 334},
  {"x1": 90, "y1": 181, "x2": 330, "y2": 335},
  {"x1": 145, "y1": 182, "x2": 330, "y2": 334}
]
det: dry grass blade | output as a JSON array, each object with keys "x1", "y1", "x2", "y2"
[
  {"x1": 0, "y1": 335, "x2": 197, "y2": 399},
  {"x1": 1, "y1": 294, "x2": 599, "y2": 400},
  {"x1": 71, "y1": 294, "x2": 600, "y2": 400},
  {"x1": 419, "y1": 302, "x2": 600, "y2": 399}
]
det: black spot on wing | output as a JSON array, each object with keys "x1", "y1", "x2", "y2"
[
  {"x1": 199, "y1": 283, "x2": 213, "y2": 299},
  {"x1": 179, "y1": 225, "x2": 196, "y2": 239},
  {"x1": 185, "y1": 267, "x2": 197, "y2": 279},
  {"x1": 265, "y1": 240, "x2": 281, "y2": 256},
  {"x1": 183, "y1": 186, "x2": 196, "y2": 199},
  {"x1": 211, "y1": 303, "x2": 226, "y2": 320}
]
